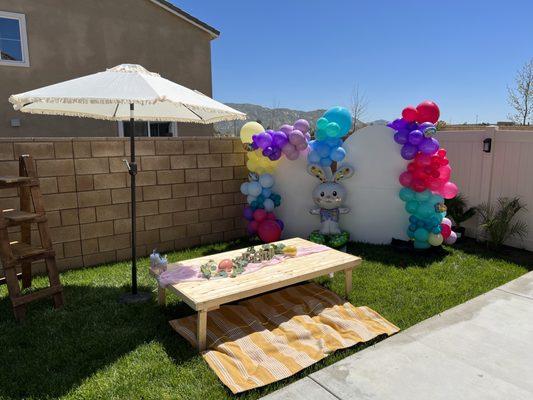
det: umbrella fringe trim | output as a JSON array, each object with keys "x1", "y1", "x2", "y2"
[
  {"x1": 8, "y1": 95, "x2": 246, "y2": 119},
  {"x1": 7, "y1": 107, "x2": 246, "y2": 124}
]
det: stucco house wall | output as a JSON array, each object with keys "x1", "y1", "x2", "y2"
[{"x1": 0, "y1": 0, "x2": 217, "y2": 137}]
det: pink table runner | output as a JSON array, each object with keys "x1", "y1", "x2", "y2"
[{"x1": 155, "y1": 244, "x2": 330, "y2": 287}]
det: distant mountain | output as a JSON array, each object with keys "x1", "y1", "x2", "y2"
[{"x1": 215, "y1": 103, "x2": 377, "y2": 136}]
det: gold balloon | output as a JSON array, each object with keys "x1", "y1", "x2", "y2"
[
  {"x1": 240, "y1": 121, "x2": 265, "y2": 144},
  {"x1": 428, "y1": 233, "x2": 443, "y2": 246}
]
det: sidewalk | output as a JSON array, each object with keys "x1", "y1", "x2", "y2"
[{"x1": 263, "y1": 271, "x2": 533, "y2": 400}]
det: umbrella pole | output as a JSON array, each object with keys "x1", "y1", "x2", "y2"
[{"x1": 120, "y1": 103, "x2": 151, "y2": 303}]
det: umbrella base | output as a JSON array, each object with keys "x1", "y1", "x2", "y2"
[{"x1": 118, "y1": 291, "x2": 152, "y2": 304}]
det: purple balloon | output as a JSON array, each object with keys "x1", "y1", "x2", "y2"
[
  {"x1": 262, "y1": 146, "x2": 274, "y2": 157},
  {"x1": 288, "y1": 130, "x2": 305, "y2": 145},
  {"x1": 243, "y1": 206, "x2": 254, "y2": 221},
  {"x1": 282, "y1": 142, "x2": 296, "y2": 155},
  {"x1": 388, "y1": 118, "x2": 408, "y2": 131},
  {"x1": 419, "y1": 122, "x2": 436, "y2": 137},
  {"x1": 295, "y1": 142, "x2": 308, "y2": 151},
  {"x1": 401, "y1": 143, "x2": 418, "y2": 160},
  {"x1": 279, "y1": 124, "x2": 293, "y2": 135},
  {"x1": 408, "y1": 130, "x2": 424, "y2": 145},
  {"x1": 304, "y1": 132, "x2": 311, "y2": 140},
  {"x1": 268, "y1": 147, "x2": 282, "y2": 161},
  {"x1": 394, "y1": 130, "x2": 409, "y2": 144},
  {"x1": 293, "y1": 119, "x2": 310, "y2": 134},
  {"x1": 419, "y1": 137, "x2": 439, "y2": 155},
  {"x1": 275, "y1": 219, "x2": 284, "y2": 230},
  {"x1": 272, "y1": 131, "x2": 288, "y2": 148},
  {"x1": 254, "y1": 132, "x2": 272, "y2": 149},
  {"x1": 286, "y1": 150, "x2": 299, "y2": 160}
]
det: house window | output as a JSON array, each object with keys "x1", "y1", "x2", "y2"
[
  {"x1": 118, "y1": 121, "x2": 178, "y2": 137},
  {"x1": 0, "y1": 11, "x2": 30, "y2": 67}
]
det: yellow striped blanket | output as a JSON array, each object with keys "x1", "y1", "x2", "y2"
[{"x1": 170, "y1": 283, "x2": 399, "y2": 394}]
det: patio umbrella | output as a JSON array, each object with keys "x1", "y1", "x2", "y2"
[{"x1": 9, "y1": 64, "x2": 246, "y2": 302}]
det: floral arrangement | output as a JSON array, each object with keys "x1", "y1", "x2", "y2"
[{"x1": 199, "y1": 244, "x2": 297, "y2": 279}]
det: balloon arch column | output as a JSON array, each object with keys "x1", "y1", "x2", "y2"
[{"x1": 388, "y1": 100, "x2": 458, "y2": 249}]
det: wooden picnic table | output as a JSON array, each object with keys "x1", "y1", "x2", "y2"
[{"x1": 150, "y1": 237, "x2": 362, "y2": 351}]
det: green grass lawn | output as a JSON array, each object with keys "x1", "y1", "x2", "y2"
[{"x1": 0, "y1": 238, "x2": 531, "y2": 400}]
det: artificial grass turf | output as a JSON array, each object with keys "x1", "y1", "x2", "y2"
[{"x1": 0, "y1": 238, "x2": 530, "y2": 400}]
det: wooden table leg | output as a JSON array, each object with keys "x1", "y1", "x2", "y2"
[
  {"x1": 197, "y1": 310, "x2": 207, "y2": 351},
  {"x1": 157, "y1": 284, "x2": 166, "y2": 306},
  {"x1": 344, "y1": 269, "x2": 352, "y2": 297}
]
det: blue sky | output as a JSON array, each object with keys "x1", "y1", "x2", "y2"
[{"x1": 174, "y1": 0, "x2": 532, "y2": 123}]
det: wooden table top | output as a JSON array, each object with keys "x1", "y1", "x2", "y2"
[{"x1": 163, "y1": 237, "x2": 361, "y2": 311}]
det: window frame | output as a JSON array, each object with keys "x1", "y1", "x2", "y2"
[
  {"x1": 0, "y1": 11, "x2": 30, "y2": 67},
  {"x1": 117, "y1": 121, "x2": 178, "y2": 137}
]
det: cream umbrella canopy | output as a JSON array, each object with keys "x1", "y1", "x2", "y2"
[{"x1": 9, "y1": 64, "x2": 246, "y2": 302}]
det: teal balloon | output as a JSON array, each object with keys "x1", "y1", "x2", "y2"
[
  {"x1": 407, "y1": 229, "x2": 415, "y2": 239},
  {"x1": 414, "y1": 240, "x2": 431, "y2": 249},
  {"x1": 323, "y1": 106, "x2": 352, "y2": 136},
  {"x1": 414, "y1": 228, "x2": 429, "y2": 242},
  {"x1": 430, "y1": 194, "x2": 444, "y2": 204},
  {"x1": 316, "y1": 129, "x2": 328, "y2": 140},
  {"x1": 416, "y1": 203, "x2": 434, "y2": 219},
  {"x1": 405, "y1": 200, "x2": 418, "y2": 214},
  {"x1": 415, "y1": 190, "x2": 432, "y2": 202},
  {"x1": 316, "y1": 117, "x2": 329, "y2": 130},
  {"x1": 325, "y1": 122, "x2": 341, "y2": 137},
  {"x1": 399, "y1": 188, "x2": 415, "y2": 202}
]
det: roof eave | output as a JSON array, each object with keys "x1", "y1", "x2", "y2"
[{"x1": 150, "y1": 0, "x2": 220, "y2": 39}]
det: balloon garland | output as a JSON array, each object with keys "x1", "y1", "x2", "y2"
[
  {"x1": 388, "y1": 101, "x2": 458, "y2": 249},
  {"x1": 239, "y1": 120, "x2": 311, "y2": 243},
  {"x1": 307, "y1": 107, "x2": 354, "y2": 250}
]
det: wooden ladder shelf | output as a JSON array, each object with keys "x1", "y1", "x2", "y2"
[{"x1": 0, "y1": 155, "x2": 64, "y2": 320}]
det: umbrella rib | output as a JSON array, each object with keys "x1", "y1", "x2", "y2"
[
  {"x1": 112, "y1": 103, "x2": 120, "y2": 118},
  {"x1": 182, "y1": 104, "x2": 205, "y2": 121}
]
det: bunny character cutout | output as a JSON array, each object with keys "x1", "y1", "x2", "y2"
[{"x1": 307, "y1": 164, "x2": 355, "y2": 235}]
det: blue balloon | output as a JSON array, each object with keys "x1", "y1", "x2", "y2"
[
  {"x1": 319, "y1": 157, "x2": 332, "y2": 167},
  {"x1": 248, "y1": 181, "x2": 262, "y2": 197},
  {"x1": 406, "y1": 200, "x2": 418, "y2": 214},
  {"x1": 432, "y1": 226, "x2": 442, "y2": 234},
  {"x1": 308, "y1": 150, "x2": 321, "y2": 164},
  {"x1": 315, "y1": 141, "x2": 330, "y2": 158},
  {"x1": 330, "y1": 147, "x2": 346, "y2": 162},
  {"x1": 259, "y1": 173, "x2": 274, "y2": 188},
  {"x1": 261, "y1": 188, "x2": 272, "y2": 198},
  {"x1": 409, "y1": 215, "x2": 418, "y2": 224},
  {"x1": 326, "y1": 137, "x2": 343, "y2": 147},
  {"x1": 240, "y1": 182, "x2": 249, "y2": 195},
  {"x1": 263, "y1": 198, "x2": 275, "y2": 212},
  {"x1": 247, "y1": 195, "x2": 257, "y2": 204},
  {"x1": 407, "y1": 229, "x2": 415, "y2": 239}
]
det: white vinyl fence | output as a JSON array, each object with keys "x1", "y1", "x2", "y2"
[{"x1": 437, "y1": 127, "x2": 533, "y2": 250}]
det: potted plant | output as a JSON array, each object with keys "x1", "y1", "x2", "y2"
[
  {"x1": 477, "y1": 197, "x2": 527, "y2": 249},
  {"x1": 444, "y1": 193, "x2": 476, "y2": 241}
]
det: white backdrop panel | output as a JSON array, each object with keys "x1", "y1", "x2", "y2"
[{"x1": 274, "y1": 125, "x2": 408, "y2": 244}]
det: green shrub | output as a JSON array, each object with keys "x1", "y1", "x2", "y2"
[{"x1": 477, "y1": 197, "x2": 528, "y2": 248}]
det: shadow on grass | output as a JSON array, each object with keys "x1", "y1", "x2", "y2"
[
  {"x1": 453, "y1": 237, "x2": 533, "y2": 271},
  {"x1": 0, "y1": 283, "x2": 196, "y2": 399},
  {"x1": 346, "y1": 240, "x2": 450, "y2": 268}
]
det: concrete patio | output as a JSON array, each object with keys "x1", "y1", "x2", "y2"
[{"x1": 264, "y1": 271, "x2": 533, "y2": 400}]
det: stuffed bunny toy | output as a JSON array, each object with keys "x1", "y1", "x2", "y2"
[{"x1": 307, "y1": 164, "x2": 355, "y2": 235}]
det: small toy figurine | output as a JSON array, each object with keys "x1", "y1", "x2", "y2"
[{"x1": 150, "y1": 249, "x2": 168, "y2": 274}]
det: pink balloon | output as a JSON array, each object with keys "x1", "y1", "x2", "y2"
[
  {"x1": 445, "y1": 231, "x2": 457, "y2": 245},
  {"x1": 440, "y1": 182, "x2": 458, "y2": 199},
  {"x1": 293, "y1": 119, "x2": 310, "y2": 134},
  {"x1": 438, "y1": 165, "x2": 451, "y2": 182},
  {"x1": 441, "y1": 224, "x2": 452, "y2": 239},
  {"x1": 253, "y1": 209, "x2": 267, "y2": 222},
  {"x1": 286, "y1": 151, "x2": 299, "y2": 160},
  {"x1": 399, "y1": 171, "x2": 413, "y2": 187},
  {"x1": 295, "y1": 142, "x2": 308, "y2": 151},
  {"x1": 441, "y1": 217, "x2": 452, "y2": 227},
  {"x1": 281, "y1": 143, "x2": 297, "y2": 155},
  {"x1": 257, "y1": 220, "x2": 282, "y2": 243},
  {"x1": 288, "y1": 130, "x2": 305, "y2": 145},
  {"x1": 428, "y1": 178, "x2": 445, "y2": 191},
  {"x1": 279, "y1": 124, "x2": 293, "y2": 135}
]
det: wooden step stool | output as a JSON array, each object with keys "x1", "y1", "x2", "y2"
[{"x1": 0, "y1": 155, "x2": 64, "y2": 320}]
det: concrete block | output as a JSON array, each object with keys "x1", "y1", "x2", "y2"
[
  {"x1": 172, "y1": 210, "x2": 198, "y2": 226},
  {"x1": 170, "y1": 155, "x2": 197, "y2": 169},
  {"x1": 93, "y1": 173, "x2": 127, "y2": 190},
  {"x1": 75, "y1": 158, "x2": 109, "y2": 174},
  {"x1": 171, "y1": 183, "x2": 198, "y2": 198},
  {"x1": 60, "y1": 209, "x2": 79, "y2": 226},
  {"x1": 78, "y1": 190, "x2": 112, "y2": 207},
  {"x1": 160, "y1": 225, "x2": 187, "y2": 242},
  {"x1": 96, "y1": 203, "x2": 129, "y2": 221},
  {"x1": 184, "y1": 140, "x2": 209, "y2": 154},
  {"x1": 199, "y1": 207, "x2": 224, "y2": 222},
  {"x1": 98, "y1": 234, "x2": 130, "y2": 252},
  {"x1": 135, "y1": 201, "x2": 159, "y2": 216},
  {"x1": 36, "y1": 159, "x2": 75, "y2": 177},
  {"x1": 186, "y1": 195, "x2": 211, "y2": 210},
  {"x1": 143, "y1": 185, "x2": 172, "y2": 201},
  {"x1": 0, "y1": 142, "x2": 14, "y2": 160},
  {"x1": 197, "y1": 154, "x2": 222, "y2": 168},
  {"x1": 124, "y1": 140, "x2": 155, "y2": 156},
  {"x1": 141, "y1": 155, "x2": 170, "y2": 171},
  {"x1": 39, "y1": 177, "x2": 58, "y2": 194},
  {"x1": 201, "y1": 232, "x2": 224, "y2": 244},
  {"x1": 57, "y1": 176, "x2": 76, "y2": 192},
  {"x1": 50, "y1": 225, "x2": 80, "y2": 244},
  {"x1": 42, "y1": 193, "x2": 78, "y2": 211},
  {"x1": 76, "y1": 175, "x2": 94, "y2": 191},
  {"x1": 54, "y1": 141, "x2": 73, "y2": 159},
  {"x1": 199, "y1": 181, "x2": 223, "y2": 195},
  {"x1": 223, "y1": 179, "x2": 244, "y2": 193},
  {"x1": 222, "y1": 153, "x2": 244, "y2": 167},
  {"x1": 144, "y1": 213, "x2": 173, "y2": 230},
  {"x1": 63, "y1": 241, "x2": 82, "y2": 257},
  {"x1": 209, "y1": 139, "x2": 234, "y2": 154},
  {"x1": 211, "y1": 193, "x2": 234, "y2": 207},
  {"x1": 113, "y1": 217, "x2": 144, "y2": 234},
  {"x1": 91, "y1": 141, "x2": 124, "y2": 157},
  {"x1": 73, "y1": 141, "x2": 91, "y2": 158},
  {"x1": 210, "y1": 167, "x2": 234, "y2": 181},
  {"x1": 80, "y1": 221, "x2": 114, "y2": 239},
  {"x1": 185, "y1": 168, "x2": 210, "y2": 182},
  {"x1": 157, "y1": 170, "x2": 184, "y2": 185},
  {"x1": 79, "y1": 207, "x2": 96, "y2": 224},
  {"x1": 156, "y1": 140, "x2": 183, "y2": 155},
  {"x1": 159, "y1": 198, "x2": 186, "y2": 213},
  {"x1": 14, "y1": 142, "x2": 54, "y2": 159},
  {"x1": 187, "y1": 221, "x2": 211, "y2": 237},
  {"x1": 498, "y1": 272, "x2": 533, "y2": 299}
]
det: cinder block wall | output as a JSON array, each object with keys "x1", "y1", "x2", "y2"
[{"x1": 0, "y1": 137, "x2": 247, "y2": 273}]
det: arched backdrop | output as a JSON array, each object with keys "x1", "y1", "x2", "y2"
[{"x1": 274, "y1": 125, "x2": 409, "y2": 244}]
